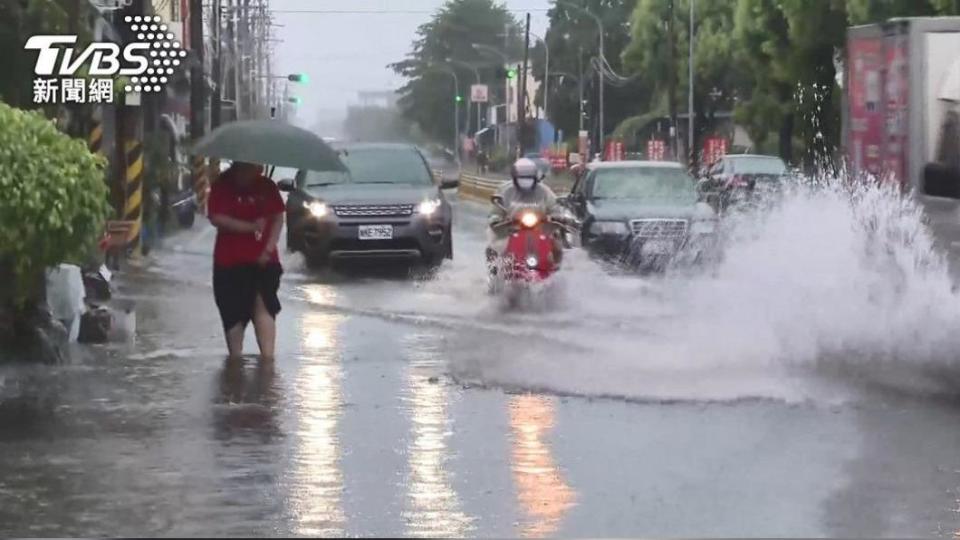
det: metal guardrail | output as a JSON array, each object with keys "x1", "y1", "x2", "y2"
[
  {"x1": 434, "y1": 169, "x2": 570, "y2": 204},
  {"x1": 459, "y1": 173, "x2": 507, "y2": 201}
]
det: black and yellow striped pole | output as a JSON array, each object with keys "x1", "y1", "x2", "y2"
[
  {"x1": 193, "y1": 155, "x2": 210, "y2": 215},
  {"x1": 89, "y1": 115, "x2": 104, "y2": 156},
  {"x1": 124, "y1": 139, "x2": 144, "y2": 258}
]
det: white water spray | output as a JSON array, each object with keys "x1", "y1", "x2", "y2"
[{"x1": 440, "y1": 175, "x2": 960, "y2": 403}]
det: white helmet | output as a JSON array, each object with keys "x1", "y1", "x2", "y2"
[{"x1": 511, "y1": 157, "x2": 541, "y2": 191}]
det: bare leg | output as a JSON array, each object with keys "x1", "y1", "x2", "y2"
[
  {"x1": 225, "y1": 324, "x2": 245, "y2": 359},
  {"x1": 251, "y1": 293, "x2": 276, "y2": 361}
]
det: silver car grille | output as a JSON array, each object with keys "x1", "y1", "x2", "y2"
[
  {"x1": 630, "y1": 219, "x2": 689, "y2": 238},
  {"x1": 333, "y1": 204, "x2": 414, "y2": 218}
]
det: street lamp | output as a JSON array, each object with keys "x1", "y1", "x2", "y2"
[
  {"x1": 529, "y1": 31, "x2": 550, "y2": 122},
  {"x1": 556, "y1": 1, "x2": 604, "y2": 147},
  {"x1": 444, "y1": 58, "x2": 482, "y2": 136},
  {"x1": 421, "y1": 62, "x2": 461, "y2": 167}
]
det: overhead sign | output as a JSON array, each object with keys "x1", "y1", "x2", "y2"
[{"x1": 470, "y1": 84, "x2": 489, "y2": 103}]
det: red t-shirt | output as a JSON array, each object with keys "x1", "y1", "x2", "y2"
[{"x1": 208, "y1": 173, "x2": 285, "y2": 268}]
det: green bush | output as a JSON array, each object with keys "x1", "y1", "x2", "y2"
[{"x1": 0, "y1": 101, "x2": 110, "y2": 305}]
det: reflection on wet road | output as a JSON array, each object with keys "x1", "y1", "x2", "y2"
[
  {"x1": 402, "y1": 332, "x2": 473, "y2": 537},
  {"x1": 508, "y1": 394, "x2": 576, "y2": 538},
  {"x1": 287, "y1": 309, "x2": 345, "y2": 536}
]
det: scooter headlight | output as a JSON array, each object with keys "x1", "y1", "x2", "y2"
[
  {"x1": 305, "y1": 200, "x2": 328, "y2": 218},
  {"x1": 525, "y1": 256, "x2": 539, "y2": 268},
  {"x1": 520, "y1": 212, "x2": 539, "y2": 228}
]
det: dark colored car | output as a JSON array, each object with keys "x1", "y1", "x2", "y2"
[
  {"x1": 563, "y1": 161, "x2": 719, "y2": 270},
  {"x1": 279, "y1": 143, "x2": 459, "y2": 268}
]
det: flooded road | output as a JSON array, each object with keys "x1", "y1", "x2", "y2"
[{"x1": 4, "y1": 191, "x2": 960, "y2": 537}]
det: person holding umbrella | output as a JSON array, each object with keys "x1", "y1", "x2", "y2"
[
  {"x1": 192, "y1": 119, "x2": 347, "y2": 361},
  {"x1": 207, "y1": 161, "x2": 285, "y2": 361}
]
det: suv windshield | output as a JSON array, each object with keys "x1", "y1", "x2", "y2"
[
  {"x1": 729, "y1": 157, "x2": 787, "y2": 175},
  {"x1": 302, "y1": 147, "x2": 433, "y2": 189},
  {"x1": 591, "y1": 167, "x2": 697, "y2": 203}
]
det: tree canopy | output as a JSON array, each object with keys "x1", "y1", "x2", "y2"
[{"x1": 390, "y1": 0, "x2": 521, "y2": 145}]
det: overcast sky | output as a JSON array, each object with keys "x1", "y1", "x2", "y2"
[{"x1": 270, "y1": 0, "x2": 551, "y2": 131}]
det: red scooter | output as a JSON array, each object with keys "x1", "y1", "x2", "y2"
[{"x1": 487, "y1": 196, "x2": 572, "y2": 299}]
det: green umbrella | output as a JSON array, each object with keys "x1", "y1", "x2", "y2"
[{"x1": 191, "y1": 120, "x2": 346, "y2": 172}]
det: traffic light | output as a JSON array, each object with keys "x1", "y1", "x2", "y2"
[
  {"x1": 287, "y1": 96, "x2": 302, "y2": 105},
  {"x1": 287, "y1": 73, "x2": 309, "y2": 84},
  {"x1": 494, "y1": 67, "x2": 518, "y2": 80},
  {"x1": 455, "y1": 95, "x2": 463, "y2": 103}
]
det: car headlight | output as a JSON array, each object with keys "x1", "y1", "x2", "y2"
[
  {"x1": 305, "y1": 200, "x2": 328, "y2": 218},
  {"x1": 418, "y1": 199, "x2": 441, "y2": 216},
  {"x1": 690, "y1": 220, "x2": 717, "y2": 235},
  {"x1": 589, "y1": 221, "x2": 629, "y2": 235}
]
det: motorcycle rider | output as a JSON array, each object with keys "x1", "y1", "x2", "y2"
[{"x1": 486, "y1": 157, "x2": 570, "y2": 267}]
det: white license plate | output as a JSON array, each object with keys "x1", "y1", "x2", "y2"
[
  {"x1": 642, "y1": 239, "x2": 675, "y2": 254},
  {"x1": 358, "y1": 224, "x2": 393, "y2": 240}
]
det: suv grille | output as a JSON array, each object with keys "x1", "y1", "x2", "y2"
[
  {"x1": 630, "y1": 219, "x2": 689, "y2": 238},
  {"x1": 333, "y1": 204, "x2": 414, "y2": 218}
]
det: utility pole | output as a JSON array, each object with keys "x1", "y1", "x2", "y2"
[
  {"x1": 667, "y1": 0, "x2": 678, "y2": 160},
  {"x1": 578, "y1": 48, "x2": 584, "y2": 132},
  {"x1": 211, "y1": 0, "x2": 222, "y2": 129},
  {"x1": 240, "y1": 0, "x2": 250, "y2": 118},
  {"x1": 189, "y1": 0, "x2": 205, "y2": 141},
  {"x1": 688, "y1": 0, "x2": 695, "y2": 167},
  {"x1": 519, "y1": 12, "x2": 531, "y2": 156}
]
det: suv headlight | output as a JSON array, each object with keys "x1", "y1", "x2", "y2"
[
  {"x1": 590, "y1": 221, "x2": 629, "y2": 235},
  {"x1": 305, "y1": 200, "x2": 328, "y2": 218},
  {"x1": 418, "y1": 199, "x2": 441, "y2": 216},
  {"x1": 690, "y1": 220, "x2": 717, "y2": 235}
]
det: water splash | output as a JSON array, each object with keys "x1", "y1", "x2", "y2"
[{"x1": 441, "y1": 173, "x2": 960, "y2": 404}]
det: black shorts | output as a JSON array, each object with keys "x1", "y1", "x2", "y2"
[{"x1": 213, "y1": 263, "x2": 283, "y2": 330}]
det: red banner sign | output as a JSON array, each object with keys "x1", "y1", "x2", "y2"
[
  {"x1": 647, "y1": 139, "x2": 665, "y2": 161},
  {"x1": 703, "y1": 137, "x2": 728, "y2": 166},
  {"x1": 847, "y1": 35, "x2": 884, "y2": 178}
]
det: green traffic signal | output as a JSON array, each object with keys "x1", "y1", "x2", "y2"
[
  {"x1": 506, "y1": 68, "x2": 517, "y2": 80},
  {"x1": 455, "y1": 95, "x2": 463, "y2": 103},
  {"x1": 287, "y1": 96, "x2": 302, "y2": 105},
  {"x1": 288, "y1": 73, "x2": 309, "y2": 84}
]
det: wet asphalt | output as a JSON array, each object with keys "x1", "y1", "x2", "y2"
[{"x1": 3, "y1": 194, "x2": 960, "y2": 537}]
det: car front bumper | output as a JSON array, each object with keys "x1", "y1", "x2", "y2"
[
  {"x1": 291, "y1": 213, "x2": 450, "y2": 261},
  {"x1": 584, "y1": 232, "x2": 717, "y2": 267}
]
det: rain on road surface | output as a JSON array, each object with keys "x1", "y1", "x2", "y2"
[{"x1": 5, "y1": 188, "x2": 960, "y2": 537}]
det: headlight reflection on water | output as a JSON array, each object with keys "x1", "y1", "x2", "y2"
[
  {"x1": 509, "y1": 395, "x2": 577, "y2": 538},
  {"x1": 402, "y1": 333, "x2": 473, "y2": 538},
  {"x1": 287, "y1": 298, "x2": 345, "y2": 536}
]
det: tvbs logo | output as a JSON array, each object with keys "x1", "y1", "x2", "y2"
[
  {"x1": 25, "y1": 15, "x2": 187, "y2": 104},
  {"x1": 25, "y1": 36, "x2": 150, "y2": 77}
]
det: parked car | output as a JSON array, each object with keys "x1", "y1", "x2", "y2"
[
  {"x1": 279, "y1": 143, "x2": 459, "y2": 269},
  {"x1": 563, "y1": 161, "x2": 719, "y2": 272},
  {"x1": 700, "y1": 154, "x2": 791, "y2": 213}
]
